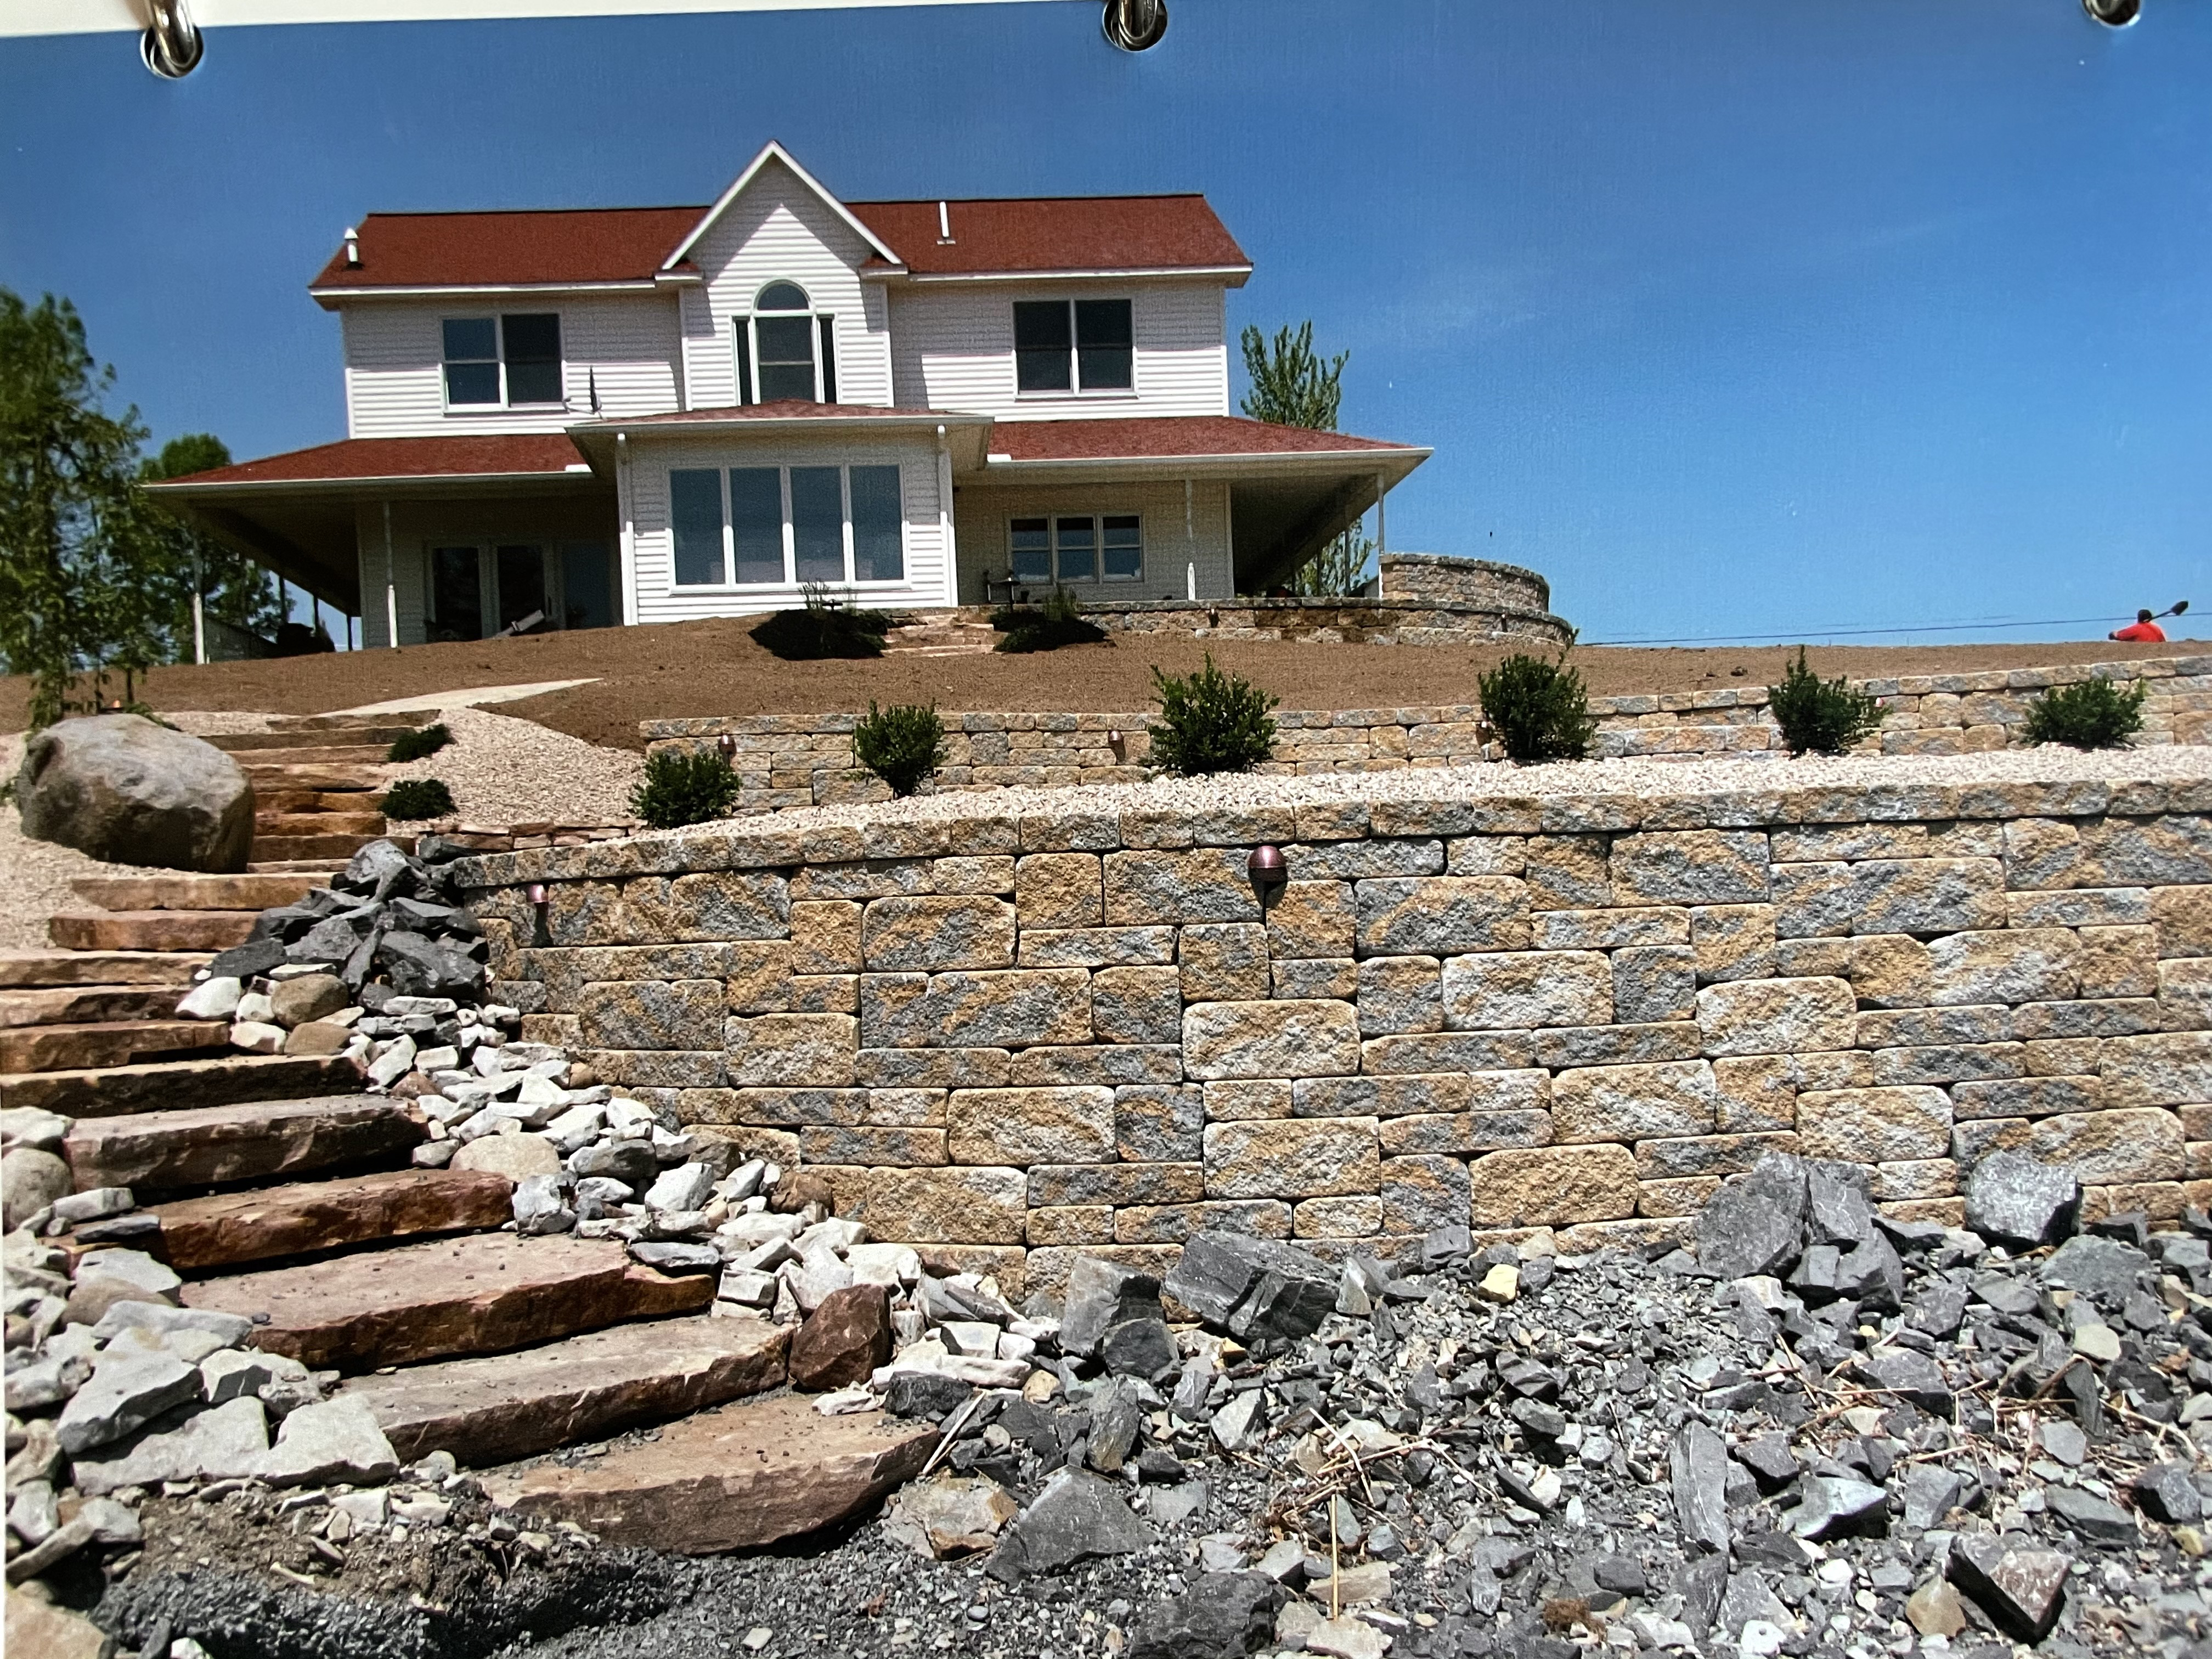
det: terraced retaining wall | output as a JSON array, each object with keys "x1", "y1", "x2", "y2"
[
  {"x1": 644, "y1": 653, "x2": 2212, "y2": 814},
  {"x1": 455, "y1": 775, "x2": 2212, "y2": 1297}
]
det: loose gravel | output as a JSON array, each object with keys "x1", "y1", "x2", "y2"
[{"x1": 382, "y1": 707, "x2": 646, "y2": 828}]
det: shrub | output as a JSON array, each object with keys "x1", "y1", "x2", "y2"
[
  {"x1": 387, "y1": 723, "x2": 452, "y2": 763},
  {"x1": 630, "y1": 747, "x2": 742, "y2": 830},
  {"x1": 1147, "y1": 655, "x2": 1277, "y2": 776},
  {"x1": 1767, "y1": 647, "x2": 1886, "y2": 755},
  {"x1": 381, "y1": 777, "x2": 456, "y2": 821},
  {"x1": 1476, "y1": 651, "x2": 1598, "y2": 764},
  {"x1": 992, "y1": 589, "x2": 1109, "y2": 654},
  {"x1": 751, "y1": 585, "x2": 891, "y2": 660},
  {"x1": 853, "y1": 701, "x2": 949, "y2": 797},
  {"x1": 2023, "y1": 676, "x2": 2147, "y2": 750}
]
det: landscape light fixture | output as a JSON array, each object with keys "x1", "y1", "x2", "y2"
[
  {"x1": 2083, "y1": 0, "x2": 2140, "y2": 25},
  {"x1": 1248, "y1": 844, "x2": 1288, "y2": 902},
  {"x1": 716, "y1": 735, "x2": 737, "y2": 763},
  {"x1": 1103, "y1": 0, "x2": 1169, "y2": 52},
  {"x1": 527, "y1": 882, "x2": 551, "y2": 944}
]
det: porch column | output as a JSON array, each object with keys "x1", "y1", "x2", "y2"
[
  {"x1": 382, "y1": 500, "x2": 400, "y2": 648},
  {"x1": 937, "y1": 425, "x2": 958, "y2": 608},
  {"x1": 616, "y1": 432, "x2": 639, "y2": 626},
  {"x1": 1375, "y1": 471, "x2": 1388, "y2": 559}
]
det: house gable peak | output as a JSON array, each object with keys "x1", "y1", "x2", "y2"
[{"x1": 662, "y1": 140, "x2": 906, "y2": 276}]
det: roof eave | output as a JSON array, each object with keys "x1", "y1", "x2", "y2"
[
  {"x1": 891, "y1": 264, "x2": 1252, "y2": 287},
  {"x1": 310, "y1": 279, "x2": 666, "y2": 309},
  {"x1": 980, "y1": 446, "x2": 1432, "y2": 479},
  {"x1": 142, "y1": 469, "x2": 605, "y2": 498}
]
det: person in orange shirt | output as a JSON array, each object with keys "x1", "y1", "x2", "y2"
[{"x1": 2111, "y1": 609, "x2": 2168, "y2": 643}]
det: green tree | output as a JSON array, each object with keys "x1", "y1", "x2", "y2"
[
  {"x1": 140, "y1": 434, "x2": 283, "y2": 648},
  {"x1": 1239, "y1": 321, "x2": 1371, "y2": 596},
  {"x1": 0, "y1": 290, "x2": 182, "y2": 726}
]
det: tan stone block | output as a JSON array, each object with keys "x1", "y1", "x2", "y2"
[
  {"x1": 628, "y1": 871, "x2": 791, "y2": 942},
  {"x1": 1867, "y1": 1043, "x2": 2024, "y2": 1087},
  {"x1": 1633, "y1": 1131, "x2": 1798, "y2": 1178},
  {"x1": 2100, "y1": 1031, "x2": 2212, "y2": 1108},
  {"x1": 791, "y1": 900, "x2": 862, "y2": 976},
  {"x1": 910, "y1": 1244, "x2": 1028, "y2": 1298},
  {"x1": 2024, "y1": 1036, "x2": 2105, "y2": 1076},
  {"x1": 687, "y1": 1122, "x2": 800, "y2": 1167},
  {"x1": 1532, "y1": 908, "x2": 1688, "y2": 949},
  {"x1": 1082, "y1": 966, "x2": 1177, "y2": 1046},
  {"x1": 2084, "y1": 816, "x2": 2212, "y2": 888},
  {"x1": 2076, "y1": 925, "x2": 2157, "y2": 1000},
  {"x1": 1180, "y1": 922, "x2": 1272, "y2": 1003},
  {"x1": 1380, "y1": 1154, "x2": 1469, "y2": 1233},
  {"x1": 1114, "y1": 1200, "x2": 1293, "y2": 1244},
  {"x1": 725, "y1": 1013, "x2": 857, "y2": 1088},
  {"x1": 863, "y1": 1088, "x2": 947, "y2": 1127},
  {"x1": 1468, "y1": 1144, "x2": 1638, "y2": 1227},
  {"x1": 788, "y1": 860, "x2": 933, "y2": 901},
  {"x1": 687, "y1": 1086, "x2": 863, "y2": 1126},
  {"x1": 1444, "y1": 836, "x2": 1528, "y2": 877},
  {"x1": 1551, "y1": 1059, "x2": 1718, "y2": 1144},
  {"x1": 1878, "y1": 1197, "x2": 1964, "y2": 1226},
  {"x1": 1358, "y1": 955, "x2": 1443, "y2": 1035},
  {"x1": 1950, "y1": 1075, "x2": 2098, "y2": 1120},
  {"x1": 1022, "y1": 1244, "x2": 1182, "y2": 1305},
  {"x1": 2005, "y1": 888, "x2": 2153, "y2": 929},
  {"x1": 1026, "y1": 1162, "x2": 1204, "y2": 1206},
  {"x1": 2081, "y1": 1181, "x2": 2186, "y2": 1223},
  {"x1": 1691, "y1": 905, "x2": 1775, "y2": 984},
  {"x1": 1923, "y1": 928, "x2": 2078, "y2": 1007},
  {"x1": 862, "y1": 969, "x2": 1092, "y2": 1051},
  {"x1": 1273, "y1": 957, "x2": 1358, "y2": 1000},
  {"x1": 1771, "y1": 823, "x2": 1932, "y2": 862},
  {"x1": 1793, "y1": 1049, "x2": 1874, "y2": 1091},
  {"x1": 788, "y1": 974, "x2": 857, "y2": 1014},
  {"x1": 1696, "y1": 977, "x2": 1855, "y2": 1057},
  {"x1": 1555, "y1": 1215, "x2": 1691, "y2": 1252},
  {"x1": 1203, "y1": 1116, "x2": 1381, "y2": 1199},
  {"x1": 933, "y1": 855, "x2": 1015, "y2": 896},
  {"x1": 1776, "y1": 859, "x2": 2006, "y2": 938},
  {"x1": 1610, "y1": 831, "x2": 1769, "y2": 906},
  {"x1": 1026, "y1": 1205, "x2": 1113, "y2": 1246},
  {"x1": 1015, "y1": 853, "x2": 1102, "y2": 928},
  {"x1": 1613, "y1": 945, "x2": 1697, "y2": 1024},
  {"x1": 1637, "y1": 1177, "x2": 1721, "y2": 1217},
  {"x1": 1872, "y1": 1159, "x2": 1957, "y2": 1199},
  {"x1": 543, "y1": 881, "x2": 633, "y2": 947},
  {"x1": 725, "y1": 942, "x2": 795, "y2": 1013},
  {"x1": 1956, "y1": 1107, "x2": 2185, "y2": 1184},
  {"x1": 1293, "y1": 1196, "x2": 1383, "y2": 1238},
  {"x1": 2153, "y1": 886, "x2": 2212, "y2": 958},
  {"x1": 1294, "y1": 1071, "x2": 1492, "y2": 1119},
  {"x1": 1203, "y1": 1080, "x2": 1292, "y2": 1121},
  {"x1": 854, "y1": 1047, "x2": 1012, "y2": 1089},
  {"x1": 1113, "y1": 1084, "x2": 1202, "y2": 1161},
  {"x1": 860, "y1": 896, "x2": 1015, "y2": 973},
  {"x1": 1712, "y1": 1055, "x2": 1797, "y2": 1132},
  {"x1": 1774, "y1": 938, "x2": 1851, "y2": 978},
  {"x1": 1362, "y1": 1031, "x2": 1536, "y2": 1074},
  {"x1": 1442, "y1": 950, "x2": 1610, "y2": 1030},
  {"x1": 577, "y1": 979, "x2": 725, "y2": 1051},
  {"x1": 2002, "y1": 819, "x2": 2087, "y2": 890},
  {"x1": 798, "y1": 1126, "x2": 947, "y2": 1166},
  {"x1": 1855, "y1": 1004, "x2": 2011, "y2": 1047},
  {"x1": 1266, "y1": 881, "x2": 1356, "y2": 960},
  {"x1": 1847, "y1": 934, "x2": 1932, "y2": 1008},
  {"x1": 1379, "y1": 1113, "x2": 1476, "y2": 1156},
  {"x1": 861, "y1": 1166, "x2": 1027, "y2": 1244},
  {"x1": 1797, "y1": 1085, "x2": 1951, "y2": 1161},
  {"x1": 1355, "y1": 877, "x2": 1531, "y2": 957},
  {"x1": 1103, "y1": 849, "x2": 1260, "y2": 926},
  {"x1": 1019, "y1": 926, "x2": 1178, "y2": 969},
  {"x1": 946, "y1": 1086, "x2": 1115, "y2": 1165},
  {"x1": 1523, "y1": 836, "x2": 1612, "y2": 909},
  {"x1": 1183, "y1": 998, "x2": 1361, "y2": 1081}
]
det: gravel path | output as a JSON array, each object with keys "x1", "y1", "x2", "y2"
[{"x1": 382, "y1": 706, "x2": 646, "y2": 827}]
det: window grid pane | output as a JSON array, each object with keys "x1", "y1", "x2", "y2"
[
  {"x1": 1054, "y1": 516, "x2": 1097, "y2": 584},
  {"x1": 430, "y1": 545, "x2": 484, "y2": 641},
  {"x1": 1009, "y1": 517, "x2": 1052, "y2": 583},
  {"x1": 756, "y1": 316, "x2": 816, "y2": 403},
  {"x1": 729, "y1": 468, "x2": 785, "y2": 585},
  {"x1": 1014, "y1": 301, "x2": 1074, "y2": 393},
  {"x1": 1102, "y1": 515, "x2": 1143, "y2": 580},
  {"x1": 1075, "y1": 300, "x2": 1133, "y2": 391},
  {"x1": 790, "y1": 466, "x2": 845, "y2": 585},
  {"x1": 849, "y1": 466, "x2": 903, "y2": 583},
  {"x1": 443, "y1": 362, "x2": 500, "y2": 405},
  {"x1": 669, "y1": 470, "x2": 726, "y2": 586}
]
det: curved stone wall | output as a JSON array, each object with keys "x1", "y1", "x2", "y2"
[
  {"x1": 1079, "y1": 594, "x2": 1574, "y2": 648},
  {"x1": 1378, "y1": 553, "x2": 1552, "y2": 616},
  {"x1": 456, "y1": 775, "x2": 2212, "y2": 1297}
]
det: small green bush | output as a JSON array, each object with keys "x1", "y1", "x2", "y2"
[
  {"x1": 381, "y1": 778, "x2": 456, "y2": 821},
  {"x1": 1476, "y1": 651, "x2": 1598, "y2": 764},
  {"x1": 1767, "y1": 647, "x2": 1886, "y2": 755},
  {"x1": 387, "y1": 723, "x2": 453, "y2": 763},
  {"x1": 853, "y1": 702, "x2": 949, "y2": 797},
  {"x1": 2023, "y1": 676, "x2": 2147, "y2": 750},
  {"x1": 751, "y1": 586, "x2": 891, "y2": 661},
  {"x1": 1147, "y1": 655, "x2": 1278, "y2": 776},
  {"x1": 630, "y1": 748, "x2": 742, "y2": 830},
  {"x1": 992, "y1": 589, "x2": 1109, "y2": 654}
]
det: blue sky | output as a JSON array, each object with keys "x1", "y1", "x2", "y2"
[{"x1": 3, "y1": 0, "x2": 2207, "y2": 646}]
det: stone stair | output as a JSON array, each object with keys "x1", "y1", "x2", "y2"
[
  {"x1": 205, "y1": 713, "x2": 429, "y2": 863},
  {"x1": 883, "y1": 615, "x2": 1001, "y2": 658}
]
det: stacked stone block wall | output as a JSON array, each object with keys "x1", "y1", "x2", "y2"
[
  {"x1": 1376, "y1": 552, "x2": 1552, "y2": 616},
  {"x1": 645, "y1": 654, "x2": 2212, "y2": 814},
  {"x1": 458, "y1": 775, "x2": 2212, "y2": 1297}
]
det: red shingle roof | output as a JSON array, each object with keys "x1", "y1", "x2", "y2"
[
  {"x1": 144, "y1": 434, "x2": 589, "y2": 488},
  {"x1": 989, "y1": 416, "x2": 1420, "y2": 462},
  {"x1": 310, "y1": 196, "x2": 1245, "y2": 291}
]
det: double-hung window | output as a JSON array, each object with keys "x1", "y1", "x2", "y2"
[
  {"x1": 669, "y1": 463, "x2": 904, "y2": 587},
  {"x1": 1012, "y1": 298, "x2": 1133, "y2": 394},
  {"x1": 1008, "y1": 514, "x2": 1142, "y2": 585},
  {"x1": 441, "y1": 314, "x2": 563, "y2": 408},
  {"x1": 736, "y1": 281, "x2": 838, "y2": 405}
]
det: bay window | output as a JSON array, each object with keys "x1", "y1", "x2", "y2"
[{"x1": 669, "y1": 463, "x2": 904, "y2": 587}]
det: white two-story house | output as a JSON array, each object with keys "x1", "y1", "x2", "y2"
[{"x1": 149, "y1": 142, "x2": 1430, "y2": 646}]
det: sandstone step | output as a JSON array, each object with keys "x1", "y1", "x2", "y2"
[
  {"x1": 3, "y1": 1053, "x2": 361, "y2": 1119},
  {"x1": 0, "y1": 985, "x2": 188, "y2": 1030},
  {"x1": 341, "y1": 1315, "x2": 789, "y2": 1466},
  {"x1": 207, "y1": 726, "x2": 420, "y2": 753},
  {"x1": 249, "y1": 860, "x2": 357, "y2": 875},
  {"x1": 49, "y1": 911, "x2": 257, "y2": 953},
  {"x1": 0, "y1": 1018, "x2": 231, "y2": 1074},
  {"x1": 484, "y1": 1393, "x2": 939, "y2": 1554},
  {"x1": 67, "y1": 872, "x2": 328, "y2": 912},
  {"x1": 272, "y1": 711, "x2": 439, "y2": 733},
  {"x1": 238, "y1": 764, "x2": 384, "y2": 793},
  {"x1": 252, "y1": 812, "x2": 387, "y2": 838},
  {"x1": 154, "y1": 1167, "x2": 515, "y2": 1271},
  {"x1": 249, "y1": 833, "x2": 394, "y2": 861},
  {"x1": 182, "y1": 1232, "x2": 714, "y2": 1373},
  {"x1": 227, "y1": 744, "x2": 392, "y2": 767},
  {"x1": 64, "y1": 1093, "x2": 419, "y2": 1189},
  {"x1": 0, "y1": 951, "x2": 209, "y2": 990},
  {"x1": 259, "y1": 790, "x2": 387, "y2": 814}
]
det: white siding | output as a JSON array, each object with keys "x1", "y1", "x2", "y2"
[
  {"x1": 342, "y1": 295, "x2": 682, "y2": 438},
  {"x1": 952, "y1": 479, "x2": 1232, "y2": 606},
  {"x1": 679, "y1": 157, "x2": 894, "y2": 412},
  {"x1": 625, "y1": 430, "x2": 949, "y2": 625},
  {"x1": 890, "y1": 280, "x2": 1228, "y2": 422}
]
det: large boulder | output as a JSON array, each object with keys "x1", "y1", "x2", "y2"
[{"x1": 15, "y1": 714, "x2": 253, "y2": 872}]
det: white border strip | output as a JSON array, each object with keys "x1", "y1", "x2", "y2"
[{"x1": 3, "y1": 0, "x2": 1065, "y2": 41}]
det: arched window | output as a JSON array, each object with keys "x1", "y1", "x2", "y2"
[{"x1": 738, "y1": 281, "x2": 837, "y2": 404}]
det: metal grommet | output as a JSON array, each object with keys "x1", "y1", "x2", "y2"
[
  {"x1": 1102, "y1": 0, "x2": 1169, "y2": 52},
  {"x1": 2083, "y1": 0, "x2": 2140, "y2": 26},
  {"x1": 142, "y1": 0, "x2": 204, "y2": 78}
]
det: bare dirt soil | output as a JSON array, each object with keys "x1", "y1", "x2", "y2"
[{"x1": 3, "y1": 619, "x2": 2199, "y2": 753}]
